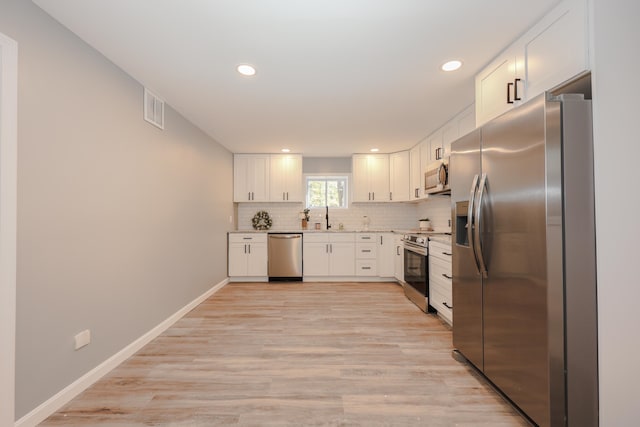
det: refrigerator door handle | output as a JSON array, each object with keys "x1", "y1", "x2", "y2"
[
  {"x1": 467, "y1": 174, "x2": 481, "y2": 273},
  {"x1": 475, "y1": 173, "x2": 488, "y2": 277}
]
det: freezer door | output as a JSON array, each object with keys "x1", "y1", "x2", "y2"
[
  {"x1": 450, "y1": 128, "x2": 484, "y2": 370},
  {"x1": 480, "y1": 95, "x2": 554, "y2": 427}
]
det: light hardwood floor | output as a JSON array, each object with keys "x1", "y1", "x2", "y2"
[{"x1": 41, "y1": 282, "x2": 528, "y2": 426}]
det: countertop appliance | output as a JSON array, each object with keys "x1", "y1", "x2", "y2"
[
  {"x1": 450, "y1": 92, "x2": 597, "y2": 426},
  {"x1": 267, "y1": 233, "x2": 302, "y2": 281}
]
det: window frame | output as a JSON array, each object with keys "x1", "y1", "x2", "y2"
[{"x1": 304, "y1": 174, "x2": 349, "y2": 209}]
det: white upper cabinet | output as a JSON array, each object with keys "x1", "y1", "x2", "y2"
[
  {"x1": 425, "y1": 129, "x2": 443, "y2": 164},
  {"x1": 409, "y1": 145, "x2": 422, "y2": 201},
  {"x1": 457, "y1": 104, "x2": 476, "y2": 139},
  {"x1": 475, "y1": 43, "x2": 525, "y2": 126},
  {"x1": 523, "y1": 0, "x2": 588, "y2": 99},
  {"x1": 269, "y1": 154, "x2": 302, "y2": 202},
  {"x1": 352, "y1": 154, "x2": 390, "y2": 202},
  {"x1": 233, "y1": 154, "x2": 270, "y2": 202},
  {"x1": 389, "y1": 151, "x2": 410, "y2": 202},
  {"x1": 441, "y1": 122, "x2": 458, "y2": 160},
  {"x1": 476, "y1": 0, "x2": 588, "y2": 126}
]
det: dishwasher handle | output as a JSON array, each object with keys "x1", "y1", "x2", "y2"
[{"x1": 268, "y1": 234, "x2": 302, "y2": 239}]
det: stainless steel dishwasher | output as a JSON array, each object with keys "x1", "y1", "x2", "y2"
[{"x1": 267, "y1": 233, "x2": 303, "y2": 281}]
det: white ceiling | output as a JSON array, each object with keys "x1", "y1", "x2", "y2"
[{"x1": 33, "y1": 0, "x2": 560, "y2": 156}]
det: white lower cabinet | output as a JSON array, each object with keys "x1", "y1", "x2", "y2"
[
  {"x1": 303, "y1": 233, "x2": 355, "y2": 277},
  {"x1": 429, "y1": 240, "x2": 453, "y2": 324},
  {"x1": 377, "y1": 233, "x2": 395, "y2": 278},
  {"x1": 229, "y1": 232, "x2": 405, "y2": 281},
  {"x1": 394, "y1": 234, "x2": 404, "y2": 283},
  {"x1": 228, "y1": 233, "x2": 268, "y2": 279},
  {"x1": 355, "y1": 233, "x2": 377, "y2": 276}
]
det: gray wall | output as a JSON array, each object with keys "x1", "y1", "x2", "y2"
[
  {"x1": 303, "y1": 157, "x2": 351, "y2": 174},
  {"x1": 0, "y1": 1, "x2": 234, "y2": 419},
  {"x1": 591, "y1": 0, "x2": 640, "y2": 424}
]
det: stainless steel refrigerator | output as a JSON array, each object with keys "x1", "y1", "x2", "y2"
[{"x1": 450, "y1": 92, "x2": 598, "y2": 427}]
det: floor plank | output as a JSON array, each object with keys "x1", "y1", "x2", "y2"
[{"x1": 40, "y1": 282, "x2": 529, "y2": 426}]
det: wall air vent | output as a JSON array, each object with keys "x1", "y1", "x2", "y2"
[{"x1": 143, "y1": 88, "x2": 164, "y2": 129}]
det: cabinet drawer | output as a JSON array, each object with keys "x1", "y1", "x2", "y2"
[
  {"x1": 356, "y1": 233, "x2": 376, "y2": 242},
  {"x1": 229, "y1": 233, "x2": 267, "y2": 243},
  {"x1": 356, "y1": 243, "x2": 377, "y2": 259},
  {"x1": 429, "y1": 240, "x2": 452, "y2": 262},
  {"x1": 430, "y1": 255, "x2": 452, "y2": 282},
  {"x1": 330, "y1": 233, "x2": 355, "y2": 243},
  {"x1": 429, "y1": 274, "x2": 452, "y2": 301},
  {"x1": 355, "y1": 260, "x2": 377, "y2": 276},
  {"x1": 303, "y1": 233, "x2": 329, "y2": 243},
  {"x1": 430, "y1": 288, "x2": 453, "y2": 324}
]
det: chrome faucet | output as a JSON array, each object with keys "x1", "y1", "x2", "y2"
[{"x1": 326, "y1": 206, "x2": 331, "y2": 230}]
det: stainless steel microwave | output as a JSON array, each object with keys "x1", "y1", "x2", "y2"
[{"x1": 424, "y1": 157, "x2": 450, "y2": 194}]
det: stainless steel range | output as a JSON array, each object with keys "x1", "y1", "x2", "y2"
[{"x1": 402, "y1": 234, "x2": 430, "y2": 312}]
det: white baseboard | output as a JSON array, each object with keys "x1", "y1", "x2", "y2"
[
  {"x1": 302, "y1": 276, "x2": 398, "y2": 283},
  {"x1": 15, "y1": 278, "x2": 229, "y2": 427}
]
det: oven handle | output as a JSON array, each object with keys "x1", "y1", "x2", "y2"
[{"x1": 467, "y1": 174, "x2": 481, "y2": 273}]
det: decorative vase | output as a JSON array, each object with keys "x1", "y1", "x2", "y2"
[{"x1": 301, "y1": 219, "x2": 308, "y2": 229}]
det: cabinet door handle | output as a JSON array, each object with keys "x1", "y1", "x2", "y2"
[
  {"x1": 507, "y1": 82, "x2": 514, "y2": 104},
  {"x1": 248, "y1": 244, "x2": 251, "y2": 254},
  {"x1": 443, "y1": 252, "x2": 452, "y2": 256},
  {"x1": 286, "y1": 192, "x2": 289, "y2": 200},
  {"x1": 372, "y1": 192, "x2": 375, "y2": 201},
  {"x1": 415, "y1": 188, "x2": 419, "y2": 198},
  {"x1": 380, "y1": 236, "x2": 383, "y2": 245},
  {"x1": 362, "y1": 249, "x2": 372, "y2": 253},
  {"x1": 248, "y1": 192, "x2": 251, "y2": 200},
  {"x1": 397, "y1": 246, "x2": 400, "y2": 256},
  {"x1": 244, "y1": 244, "x2": 247, "y2": 254},
  {"x1": 514, "y1": 78, "x2": 522, "y2": 101},
  {"x1": 390, "y1": 192, "x2": 392, "y2": 201},
  {"x1": 442, "y1": 273, "x2": 452, "y2": 280},
  {"x1": 362, "y1": 237, "x2": 371, "y2": 240},
  {"x1": 362, "y1": 266, "x2": 371, "y2": 270},
  {"x1": 443, "y1": 302, "x2": 453, "y2": 309}
]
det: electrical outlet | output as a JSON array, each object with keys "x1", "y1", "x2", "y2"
[
  {"x1": 74, "y1": 329, "x2": 91, "y2": 350},
  {"x1": 229, "y1": 215, "x2": 233, "y2": 224}
]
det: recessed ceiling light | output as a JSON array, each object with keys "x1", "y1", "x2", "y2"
[
  {"x1": 281, "y1": 148, "x2": 290, "y2": 153},
  {"x1": 370, "y1": 148, "x2": 379, "y2": 152},
  {"x1": 237, "y1": 64, "x2": 256, "y2": 76},
  {"x1": 441, "y1": 60, "x2": 462, "y2": 72}
]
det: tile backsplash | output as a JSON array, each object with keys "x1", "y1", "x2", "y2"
[{"x1": 236, "y1": 196, "x2": 452, "y2": 232}]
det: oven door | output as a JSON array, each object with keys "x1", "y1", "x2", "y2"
[{"x1": 403, "y1": 246, "x2": 429, "y2": 312}]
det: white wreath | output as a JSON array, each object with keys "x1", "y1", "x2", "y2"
[{"x1": 252, "y1": 210, "x2": 273, "y2": 230}]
